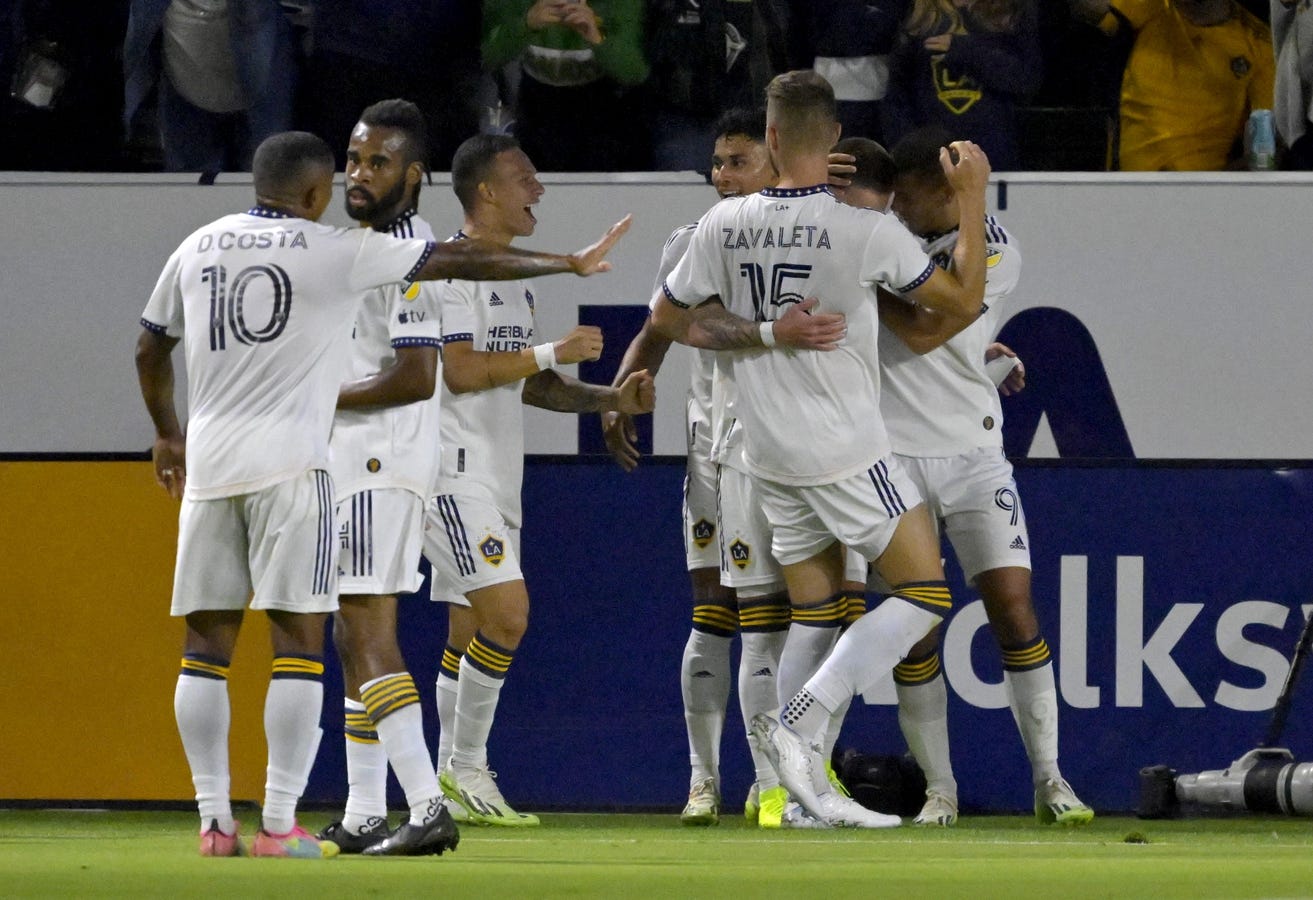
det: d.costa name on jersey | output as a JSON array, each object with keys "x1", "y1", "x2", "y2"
[
  {"x1": 721, "y1": 225, "x2": 832, "y2": 250},
  {"x1": 197, "y1": 229, "x2": 309, "y2": 252}
]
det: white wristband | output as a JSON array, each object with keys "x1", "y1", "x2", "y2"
[
  {"x1": 758, "y1": 320, "x2": 777, "y2": 348},
  {"x1": 985, "y1": 353, "x2": 1021, "y2": 387},
  {"x1": 533, "y1": 342, "x2": 557, "y2": 371}
]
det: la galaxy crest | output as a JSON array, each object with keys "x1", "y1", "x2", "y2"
[
  {"x1": 480, "y1": 535, "x2": 505, "y2": 566},
  {"x1": 691, "y1": 518, "x2": 715, "y2": 549},
  {"x1": 729, "y1": 538, "x2": 751, "y2": 570}
]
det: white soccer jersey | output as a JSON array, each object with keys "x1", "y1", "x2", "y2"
[
  {"x1": 663, "y1": 186, "x2": 936, "y2": 486},
  {"x1": 141, "y1": 206, "x2": 432, "y2": 500},
  {"x1": 330, "y1": 211, "x2": 445, "y2": 500},
  {"x1": 433, "y1": 233, "x2": 537, "y2": 527},
  {"x1": 879, "y1": 215, "x2": 1022, "y2": 457},
  {"x1": 650, "y1": 223, "x2": 715, "y2": 455}
]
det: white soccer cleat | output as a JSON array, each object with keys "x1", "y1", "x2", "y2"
[
  {"x1": 750, "y1": 713, "x2": 900, "y2": 829},
  {"x1": 680, "y1": 776, "x2": 721, "y2": 826},
  {"x1": 440, "y1": 763, "x2": 540, "y2": 827},
  {"x1": 912, "y1": 790, "x2": 959, "y2": 827},
  {"x1": 1035, "y1": 777, "x2": 1094, "y2": 826}
]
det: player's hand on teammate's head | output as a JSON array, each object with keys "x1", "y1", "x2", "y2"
[
  {"x1": 601, "y1": 410, "x2": 642, "y2": 472},
  {"x1": 569, "y1": 214, "x2": 633, "y2": 276},
  {"x1": 152, "y1": 435, "x2": 187, "y2": 500},
  {"x1": 527, "y1": 0, "x2": 572, "y2": 29},
  {"x1": 826, "y1": 152, "x2": 857, "y2": 188},
  {"x1": 614, "y1": 369, "x2": 656, "y2": 415},
  {"x1": 940, "y1": 140, "x2": 990, "y2": 195},
  {"x1": 772, "y1": 297, "x2": 847, "y2": 351},
  {"x1": 555, "y1": 325, "x2": 604, "y2": 363}
]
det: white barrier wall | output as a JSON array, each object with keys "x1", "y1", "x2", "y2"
[{"x1": 2, "y1": 171, "x2": 1310, "y2": 457}]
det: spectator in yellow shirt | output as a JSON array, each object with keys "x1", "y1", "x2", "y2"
[{"x1": 1072, "y1": 0, "x2": 1274, "y2": 170}]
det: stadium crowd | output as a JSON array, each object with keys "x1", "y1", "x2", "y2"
[{"x1": 1, "y1": 0, "x2": 1306, "y2": 174}]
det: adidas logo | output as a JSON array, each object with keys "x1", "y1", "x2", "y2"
[
  {"x1": 751, "y1": 667, "x2": 773, "y2": 677},
  {"x1": 1009, "y1": 535, "x2": 1027, "y2": 550},
  {"x1": 488, "y1": 291, "x2": 504, "y2": 306},
  {"x1": 692, "y1": 670, "x2": 715, "y2": 678}
]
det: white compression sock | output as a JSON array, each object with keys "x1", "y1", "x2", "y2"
[
  {"x1": 341, "y1": 698, "x2": 388, "y2": 832},
  {"x1": 174, "y1": 670, "x2": 234, "y2": 834},
  {"x1": 895, "y1": 674, "x2": 957, "y2": 798},
  {"x1": 261, "y1": 673, "x2": 324, "y2": 835},
  {"x1": 1005, "y1": 663, "x2": 1061, "y2": 785},
  {"x1": 681, "y1": 629, "x2": 731, "y2": 786},
  {"x1": 738, "y1": 630, "x2": 786, "y2": 788}
]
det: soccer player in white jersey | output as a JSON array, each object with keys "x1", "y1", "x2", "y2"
[
  {"x1": 650, "y1": 70, "x2": 992, "y2": 828},
  {"x1": 135, "y1": 131, "x2": 633, "y2": 859},
  {"x1": 849, "y1": 127, "x2": 1093, "y2": 827},
  {"x1": 604, "y1": 108, "x2": 796, "y2": 827},
  {"x1": 424, "y1": 134, "x2": 656, "y2": 826},
  {"x1": 312, "y1": 100, "x2": 458, "y2": 857}
]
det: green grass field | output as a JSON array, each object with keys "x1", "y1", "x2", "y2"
[{"x1": 2, "y1": 809, "x2": 1312, "y2": 898}]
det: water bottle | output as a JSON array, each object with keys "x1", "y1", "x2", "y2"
[{"x1": 1247, "y1": 109, "x2": 1277, "y2": 171}]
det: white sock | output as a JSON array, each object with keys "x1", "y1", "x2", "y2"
[
  {"x1": 1005, "y1": 663, "x2": 1061, "y2": 786},
  {"x1": 341, "y1": 698, "x2": 388, "y2": 832},
  {"x1": 174, "y1": 672, "x2": 234, "y2": 834},
  {"x1": 803, "y1": 597, "x2": 942, "y2": 736},
  {"x1": 450, "y1": 658, "x2": 505, "y2": 773},
  {"x1": 822, "y1": 696, "x2": 851, "y2": 764},
  {"x1": 261, "y1": 673, "x2": 323, "y2": 835},
  {"x1": 776, "y1": 624, "x2": 839, "y2": 707},
  {"x1": 896, "y1": 675, "x2": 957, "y2": 798},
  {"x1": 435, "y1": 672, "x2": 459, "y2": 773},
  {"x1": 681, "y1": 629, "x2": 731, "y2": 786},
  {"x1": 361, "y1": 672, "x2": 442, "y2": 825},
  {"x1": 738, "y1": 630, "x2": 786, "y2": 788}
]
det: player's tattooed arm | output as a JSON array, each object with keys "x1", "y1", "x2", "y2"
[
  {"x1": 413, "y1": 215, "x2": 632, "y2": 281},
  {"x1": 654, "y1": 296, "x2": 847, "y2": 352},
  {"x1": 522, "y1": 369, "x2": 655, "y2": 414}
]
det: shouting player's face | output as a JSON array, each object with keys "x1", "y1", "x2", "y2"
[
  {"x1": 711, "y1": 134, "x2": 776, "y2": 199},
  {"x1": 344, "y1": 123, "x2": 420, "y2": 224},
  {"x1": 482, "y1": 148, "x2": 545, "y2": 240}
]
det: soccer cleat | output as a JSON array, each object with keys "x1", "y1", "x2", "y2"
[
  {"x1": 744, "y1": 782, "x2": 760, "y2": 824},
  {"x1": 781, "y1": 800, "x2": 830, "y2": 829},
  {"x1": 912, "y1": 791, "x2": 959, "y2": 827},
  {"x1": 756, "y1": 786, "x2": 787, "y2": 829},
  {"x1": 362, "y1": 803, "x2": 459, "y2": 856},
  {"x1": 679, "y1": 776, "x2": 720, "y2": 826},
  {"x1": 315, "y1": 816, "x2": 390, "y2": 854},
  {"x1": 1035, "y1": 777, "x2": 1095, "y2": 825},
  {"x1": 199, "y1": 819, "x2": 244, "y2": 857},
  {"x1": 751, "y1": 713, "x2": 901, "y2": 829},
  {"x1": 440, "y1": 764, "x2": 541, "y2": 827},
  {"x1": 251, "y1": 822, "x2": 340, "y2": 858}
]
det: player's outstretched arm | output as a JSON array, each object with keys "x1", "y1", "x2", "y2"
[
  {"x1": 413, "y1": 214, "x2": 633, "y2": 282},
  {"x1": 444, "y1": 326, "x2": 604, "y2": 394},
  {"x1": 522, "y1": 369, "x2": 656, "y2": 414},
  {"x1": 135, "y1": 329, "x2": 186, "y2": 500}
]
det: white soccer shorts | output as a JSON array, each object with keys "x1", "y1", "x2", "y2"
[
  {"x1": 755, "y1": 455, "x2": 925, "y2": 568},
  {"x1": 423, "y1": 492, "x2": 522, "y2": 606},
  {"x1": 683, "y1": 440, "x2": 720, "y2": 572},
  {"x1": 336, "y1": 488, "x2": 426, "y2": 596},
  {"x1": 716, "y1": 464, "x2": 785, "y2": 592},
  {"x1": 171, "y1": 469, "x2": 339, "y2": 616},
  {"x1": 896, "y1": 447, "x2": 1031, "y2": 581}
]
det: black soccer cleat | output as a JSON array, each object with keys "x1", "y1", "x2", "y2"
[
  {"x1": 361, "y1": 805, "x2": 460, "y2": 857},
  {"x1": 315, "y1": 816, "x2": 391, "y2": 854}
]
